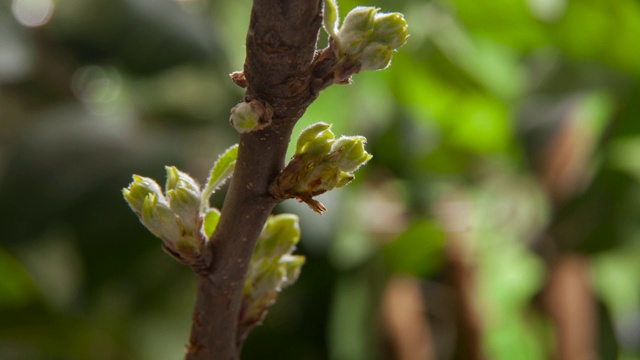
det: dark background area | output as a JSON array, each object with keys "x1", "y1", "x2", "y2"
[{"x1": 1, "y1": 0, "x2": 640, "y2": 359}]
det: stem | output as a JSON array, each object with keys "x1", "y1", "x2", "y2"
[
  {"x1": 186, "y1": 127, "x2": 292, "y2": 359},
  {"x1": 185, "y1": 1, "x2": 323, "y2": 359}
]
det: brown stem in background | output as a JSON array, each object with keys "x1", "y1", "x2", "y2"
[
  {"x1": 382, "y1": 275, "x2": 435, "y2": 360},
  {"x1": 541, "y1": 256, "x2": 598, "y2": 360},
  {"x1": 444, "y1": 238, "x2": 485, "y2": 360},
  {"x1": 437, "y1": 196, "x2": 485, "y2": 360}
]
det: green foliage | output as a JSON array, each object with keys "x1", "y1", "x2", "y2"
[{"x1": 383, "y1": 220, "x2": 445, "y2": 277}]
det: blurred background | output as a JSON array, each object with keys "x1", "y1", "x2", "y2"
[{"x1": 1, "y1": 0, "x2": 640, "y2": 359}]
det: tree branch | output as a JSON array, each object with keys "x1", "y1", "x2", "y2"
[{"x1": 185, "y1": 1, "x2": 323, "y2": 359}]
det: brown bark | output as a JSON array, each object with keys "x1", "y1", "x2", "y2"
[{"x1": 184, "y1": 1, "x2": 330, "y2": 359}]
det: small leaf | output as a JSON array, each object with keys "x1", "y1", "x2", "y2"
[
  {"x1": 201, "y1": 144, "x2": 239, "y2": 210},
  {"x1": 323, "y1": 0, "x2": 339, "y2": 38},
  {"x1": 203, "y1": 208, "x2": 221, "y2": 239}
]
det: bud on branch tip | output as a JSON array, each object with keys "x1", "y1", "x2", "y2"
[{"x1": 327, "y1": 6, "x2": 408, "y2": 72}]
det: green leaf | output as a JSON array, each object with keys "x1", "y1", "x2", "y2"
[
  {"x1": 323, "y1": 0, "x2": 339, "y2": 38},
  {"x1": 203, "y1": 208, "x2": 221, "y2": 239},
  {"x1": 201, "y1": 144, "x2": 239, "y2": 210},
  {"x1": 383, "y1": 220, "x2": 445, "y2": 277}
]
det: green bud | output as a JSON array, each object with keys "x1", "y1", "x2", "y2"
[
  {"x1": 359, "y1": 43, "x2": 394, "y2": 71},
  {"x1": 122, "y1": 175, "x2": 164, "y2": 215},
  {"x1": 255, "y1": 260, "x2": 286, "y2": 294},
  {"x1": 239, "y1": 213, "x2": 305, "y2": 329},
  {"x1": 254, "y1": 214, "x2": 301, "y2": 261},
  {"x1": 230, "y1": 101, "x2": 259, "y2": 133},
  {"x1": 164, "y1": 167, "x2": 201, "y2": 233},
  {"x1": 229, "y1": 100, "x2": 272, "y2": 133},
  {"x1": 331, "y1": 136, "x2": 373, "y2": 172},
  {"x1": 240, "y1": 268, "x2": 278, "y2": 325},
  {"x1": 272, "y1": 123, "x2": 373, "y2": 214},
  {"x1": 318, "y1": 166, "x2": 342, "y2": 191},
  {"x1": 337, "y1": 7, "x2": 378, "y2": 55},
  {"x1": 371, "y1": 12, "x2": 409, "y2": 50},
  {"x1": 166, "y1": 187, "x2": 200, "y2": 233},
  {"x1": 296, "y1": 122, "x2": 335, "y2": 156},
  {"x1": 298, "y1": 161, "x2": 341, "y2": 194},
  {"x1": 165, "y1": 166, "x2": 200, "y2": 194},
  {"x1": 141, "y1": 193, "x2": 182, "y2": 243}
]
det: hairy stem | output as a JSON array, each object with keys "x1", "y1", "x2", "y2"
[{"x1": 185, "y1": 1, "x2": 323, "y2": 359}]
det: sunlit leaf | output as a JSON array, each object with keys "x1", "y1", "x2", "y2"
[{"x1": 201, "y1": 144, "x2": 239, "y2": 210}]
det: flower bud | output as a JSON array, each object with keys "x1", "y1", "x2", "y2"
[
  {"x1": 316, "y1": 166, "x2": 342, "y2": 191},
  {"x1": 165, "y1": 166, "x2": 200, "y2": 194},
  {"x1": 371, "y1": 12, "x2": 409, "y2": 49},
  {"x1": 331, "y1": 136, "x2": 373, "y2": 172},
  {"x1": 239, "y1": 213, "x2": 306, "y2": 329},
  {"x1": 254, "y1": 214, "x2": 301, "y2": 260},
  {"x1": 337, "y1": 7, "x2": 377, "y2": 55},
  {"x1": 359, "y1": 43, "x2": 394, "y2": 71},
  {"x1": 272, "y1": 123, "x2": 372, "y2": 214},
  {"x1": 254, "y1": 260, "x2": 286, "y2": 294},
  {"x1": 167, "y1": 187, "x2": 200, "y2": 232},
  {"x1": 141, "y1": 193, "x2": 182, "y2": 243},
  {"x1": 296, "y1": 122, "x2": 335, "y2": 156},
  {"x1": 331, "y1": 6, "x2": 407, "y2": 73},
  {"x1": 122, "y1": 175, "x2": 164, "y2": 215},
  {"x1": 229, "y1": 100, "x2": 271, "y2": 133},
  {"x1": 164, "y1": 167, "x2": 201, "y2": 232}
]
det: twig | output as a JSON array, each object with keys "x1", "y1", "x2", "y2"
[{"x1": 184, "y1": 1, "x2": 324, "y2": 359}]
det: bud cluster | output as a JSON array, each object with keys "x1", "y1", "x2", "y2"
[
  {"x1": 123, "y1": 168, "x2": 206, "y2": 263},
  {"x1": 330, "y1": 6, "x2": 408, "y2": 71},
  {"x1": 239, "y1": 214, "x2": 305, "y2": 331},
  {"x1": 271, "y1": 122, "x2": 372, "y2": 214},
  {"x1": 122, "y1": 145, "x2": 238, "y2": 265}
]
